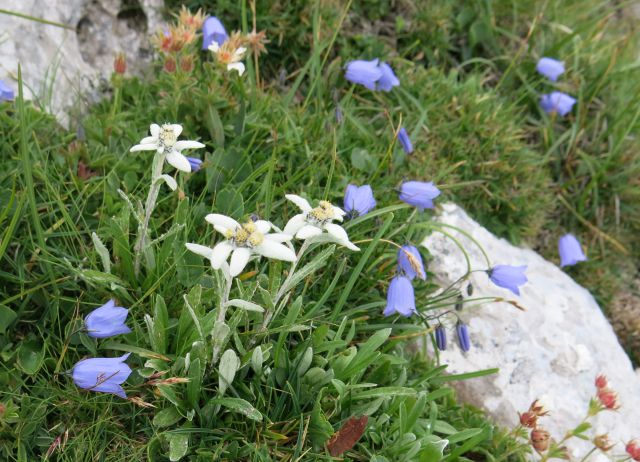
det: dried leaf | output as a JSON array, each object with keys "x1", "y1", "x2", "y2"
[
  {"x1": 77, "y1": 161, "x2": 97, "y2": 180},
  {"x1": 326, "y1": 415, "x2": 368, "y2": 456}
]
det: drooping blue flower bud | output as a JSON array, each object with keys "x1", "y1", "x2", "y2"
[
  {"x1": 397, "y1": 127, "x2": 413, "y2": 154},
  {"x1": 383, "y1": 275, "x2": 416, "y2": 317},
  {"x1": 397, "y1": 244, "x2": 425, "y2": 280},
  {"x1": 435, "y1": 325, "x2": 447, "y2": 351},
  {"x1": 187, "y1": 156, "x2": 203, "y2": 172},
  {"x1": 344, "y1": 59, "x2": 383, "y2": 91},
  {"x1": 376, "y1": 62, "x2": 400, "y2": 91},
  {"x1": 536, "y1": 57, "x2": 565, "y2": 81},
  {"x1": 202, "y1": 16, "x2": 228, "y2": 50},
  {"x1": 456, "y1": 322, "x2": 471, "y2": 352},
  {"x1": 398, "y1": 181, "x2": 441, "y2": 210},
  {"x1": 344, "y1": 59, "x2": 399, "y2": 92},
  {"x1": 343, "y1": 184, "x2": 376, "y2": 217},
  {"x1": 540, "y1": 91, "x2": 576, "y2": 117},
  {"x1": 0, "y1": 80, "x2": 14, "y2": 101},
  {"x1": 72, "y1": 353, "x2": 132, "y2": 398},
  {"x1": 488, "y1": 265, "x2": 528, "y2": 296},
  {"x1": 84, "y1": 300, "x2": 131, "y2": 338},
  {"x1": 558, "y1": 233, "x2": 587, "y2": 267}
]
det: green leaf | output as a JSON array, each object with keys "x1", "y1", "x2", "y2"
[
  {"x1": 218, "y1": 349, "x2": 239, "y2": 396},
  {"x1": 0, "y1": 305, "x2": 17, "y2": 334},
  {"x1": 448, "y1": 428, "x2": 483, "y2": 444},
  {"x1": 208, "y1": 398, "x2": 262, "y2": 421},
  {"x1": 429, "y1": 368, "x2": 498, "y2": 385},
  {"x1": 251, "y1": 347, "x2": 263, "y2": 374},
  {"x1": 102, "y1": 341, "x2": 170, "y2": 361},
  {"x1": 187, "y1": 358, "x2": 202, "y2": 408},
  {"x1": 350, "y1": 148, "x2": 378, "y2": 172},
  {"x1": 17, "y1": 340, "x2": 44, "y2": 375},
  {"x1": 225, "y1": 299, "x2": 264, "y2": 313},
  {"x1": 353, "y1": 387, "x2": 417, "y2": 400},
  {"x1": 167, "y1": 432, "x2": 189, "y2": 461},
  {"x1": 215, "y1": 189, "x2": 244, "y2": 220},
  {"x1": 153, "y1": 407, "x2": 182, "y2": 428},
  {"x1": 282, "y1": 245, "x2": 335, "y2": 293},
  {"x1": 91, "y1": 232, "x2": 111, "y2": 273}
]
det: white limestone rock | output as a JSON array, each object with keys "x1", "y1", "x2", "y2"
[
  {"x1": 421, "y1": 203, "x2": 640, "y2": 456},
  {"x1": 0, "y1": 0, "x2": 164, "y2": 125}
]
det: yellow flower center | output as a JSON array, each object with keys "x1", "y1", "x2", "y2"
[
  {"x1": 230, "y1": 222, "x2": 264, "y2": 248},
  {"x1": 307, "y1": 201, "x2": 335, "y2": 224},
  {"x1": 159, "y1": 125, "x2": 177, "y2": 148}
]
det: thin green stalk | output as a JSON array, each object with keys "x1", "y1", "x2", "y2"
[{"x1": 134, "y1": 151, "x2": 166, "y2": 277}]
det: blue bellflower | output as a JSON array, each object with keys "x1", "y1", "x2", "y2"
[
  {"x1": 397, "y1": 127, "x2": 413, "y2": 154},
  {"x1": 540, "y1": 91, "x2": 576, "y2": 117},
  {"x1": 377, "y1": 62, "x2": 400, "y2": 91},
  {"x1": 488, "y1": 265, "x2": 528, "y2": 296},
  {"x1": 0, "y1": 80, "x2": 14, "y2": 101},
  {"x1": 399, "y1": 181, "x2": 441, "y2": 210},
  {"x1": 558, "y1": 233, "x2": 587, "y2": 267},
  {"x1": 202, "y1": 16, "x2": 228, "y2": 50},
  {"x1": 72, "y1": 353, "x2": 132, "y2": 398},
  {"x1": 397, "y1": 245, "x2": 426, "y2": 280},
  {"x1": 344, "y1": 59, "x2": 399, "y2": 92},
  {"x1": 187, "y1": 157, "x2": 203, "y2": 172},
  {"x1": 85, "y1": 300, "x2": 131, "y2": 338},
  {"x1": 456, "y1": 322, "x2": 471, "y2": 352},
  {"x1": 536, "y1": 57, "x2": 565, "y2": 81},
  {"x1": 435, "y1": 325, "x2": 447, "y2": 351},
  {"x1": 344, "y1": 184, "x2": 376, "y2": 217},
  {"x1": 384, "y1": 275, "x2": 416, "y2": 317}
]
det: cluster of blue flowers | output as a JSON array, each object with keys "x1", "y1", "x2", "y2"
[
  {"x1": 71, "y1": 300, "x2": 133, "y2": 398},
  {"x1": 536, "y1": 57, "x2": 576, "y2": 117}
]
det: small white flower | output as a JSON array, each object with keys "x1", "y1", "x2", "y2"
[
  {"x1": 186, "y1": 214, "x2": 296, "y2": 277},
  {"x1": 208, "y1": 41, "x2": 247, "y2": 76},
  {"x1": 283, "y1": 194, "x2": 359, "y2": 251},
  {"x1": 130, "y1": 123, "x2": 205, "y2": 172}
]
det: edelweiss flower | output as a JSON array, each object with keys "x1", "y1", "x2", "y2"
[
  {"x1": 283, "y1": 194, "x2": 359, "y2": 251},
  {"x1": 208, "y1": 34, "x2": 247, "y2": 76},
  {"x1": 186, "y1": 215, "x2": 296, "y2": 277},
  {"x1": 130, "y1": 123, "x2": 205, "y2": 172}
]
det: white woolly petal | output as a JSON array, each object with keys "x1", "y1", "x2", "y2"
[
  {"x1": 186, "y1": 243, "x2": 215, "y2": 260},
  {"x1": 166, "y1": 150, "x2": 191, "y2": 172},
  {"x1": 171, "y1": 124, "x2": 183, "y2": 137},
  {"x1": 297, "y1": 225, "x2": 323, "y2": 240},
  {"x1": 265, "y1": 233, "x2": 293, "y2": 243},
  {"x1": 208, "y1": 42, "x2": 220, "y2": 52},
  {"x1": 324, "y1": 223, "x2": 349, "y2": 242},
  {"x1": 229, "y1": 248, "x2": 251, "y2": 276},
  {"x1": 255, "y1": 241, "x2": 296, "y2": 262},
  {"x1": 235, "y1": 46, "x2": 247, "y2": 56},
  {"x1": 206, "y1": 214, "x2": 240, "y2": 231},
  {"x1": 254, "y1": 220, "x2": 271, "y2": 234},
  {"x1": 332, "y1": 206, "x2": 346, "y2": 221},
  {"x1": 283, "y1": 214, "x2": 307, "y2": 235},
  {"x1": 211, "y1": 241, "x2": 233, "y2": 269},
  {"x1": 174, "y1": 140, "x2": 205, "y2": 151},
  {"x1": 150, "y1": 124, "x2": 160, "y2": 137},
  {"x1": 130, "y1": 143, "x2": 158, "y2": 152},
  {"x1": 227, "y1": 62, "x2": 245, "y2": 76},
  {"x1": 139, "y1": 136, "x2": 157, "y2": 144},
  {"x1": 285, "y1": 194, "x2": 312, "y2": 212},
  {"x1": 159, "y1": 174, "x2": 177, "y2": 191},
  {"x1": 214, "y1": 225, "x2": 231, "y2": 235},
  {"x1": 342, "y1": 240, "x2": 360, "y2": 251}
]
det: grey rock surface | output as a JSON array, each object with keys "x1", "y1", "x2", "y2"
[
  {"x1": 421, "y1": 203, "x2": 639, "y2": 456},
  {"x1": 0, "y1": 0, "x2": 164, "y2": 125}
]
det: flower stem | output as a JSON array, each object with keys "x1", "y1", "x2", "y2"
[
  {"x1": 253, "y1": 240, "x2": 310, "y2": 343},
  {"x1": 212, "y1": 269, "x2": 233, "y2": 364},
  {"x1": 134, "y1": 151, "x2": 165, "y2": 277}
]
